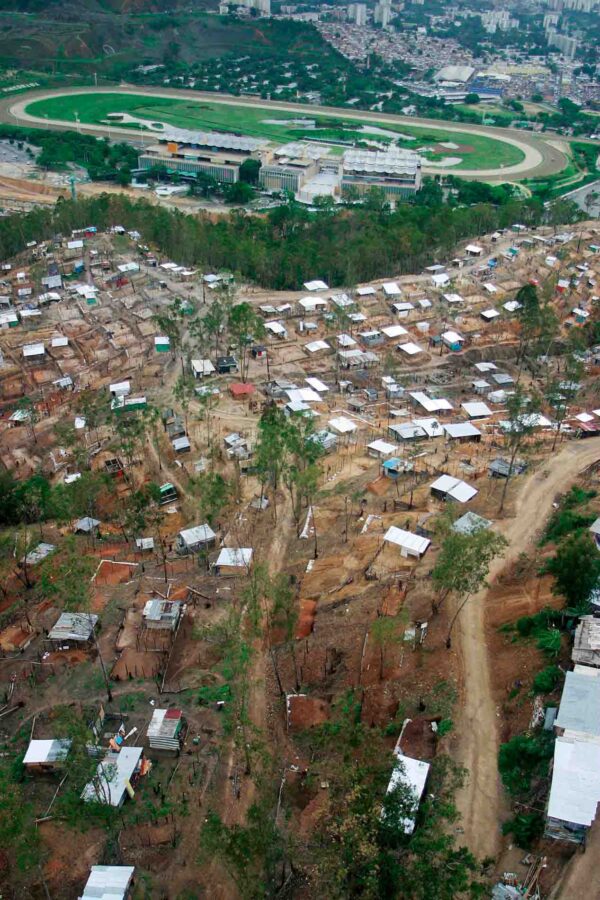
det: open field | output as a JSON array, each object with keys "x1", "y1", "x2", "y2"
[{"x1": 25, "y1": 91, "x2": 527, "y2": 170}]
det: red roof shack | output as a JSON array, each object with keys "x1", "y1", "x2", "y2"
[{"x1": 229, "y1": 382, "x2": 256, "y2": 399}]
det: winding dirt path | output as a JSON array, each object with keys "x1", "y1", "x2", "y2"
[{"x1": 454, "y1": 437, "x2": 600, "y2": 860}]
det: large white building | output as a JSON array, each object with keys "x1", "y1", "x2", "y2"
[
  {"x1": 373, "y1": 0, "x2": 392, "y2": 27},
  {"x1": 348, "y1": 2, "x2": 367, "y2": 25},
  {"x1": 547, "y1": 29, "x2": 579, "y2": 59},
  {"x1": 341, "y1": 147, "x2": 422, "y2": 202}
]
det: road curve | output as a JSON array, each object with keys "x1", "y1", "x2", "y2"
[{"x1": 0, "y1": 84, "x2": 576, "y2": 183}]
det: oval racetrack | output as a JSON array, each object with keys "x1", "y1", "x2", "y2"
[{"x1": 0, "y1": 84, "x2": 578, "y2": 183}]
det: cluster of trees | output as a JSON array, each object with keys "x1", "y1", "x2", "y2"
[
  {"x1": 0, "y1": 124, "x2": 137, "y2": 182},
  {"x1": 0, "y1": 186, "x2": 581, "y2": 292},
  {"x1": 201, "y1": 685, "x2": 489, "y2": 898}
]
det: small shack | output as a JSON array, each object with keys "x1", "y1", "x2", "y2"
[
  {"x1": 191, "y1": 358, "x2": 216, "y2": 379},
  {"x1": 48, "y1": 612, "x2": 98, "y2": 648},
  {"x1": 23, "y1": 739, "x2": 71, "y2": 773},
  {"x1": 80, "y1": 866, "x2": 135, "y2": 900},
  {"x1": 430, "y1": 474, "x2": 478, "y2": 504},
  {"x1": 147, "y1": 708, "x2": 186, "y2": 753},
  {"x1": 142, "y1": 599, "x2": 183, "y2": 632},
  {"x1": 572, "y1": 617, "x2": 600, "y2": 668},
  {"x1": 214, "y1": 547, "x2": 253, "y2": 576},
  {"x1": 82, "y1": 747, "x2": 145, "y2": 807},
  {"x1": 73, "y1": 517, "x2": 101, "y2": 536},
  {"x1": 383, "y1": 526, "x2": 430, "y2": 559},
  {"x1": 176, "y1": 524, "x2": 217, "y2": 555},
  {"x1": 385, "y1": 749, "x2": 430, "y2": 834},
  {"x1": 216, "y1": 355, "x2": 237, "y2": 374}
]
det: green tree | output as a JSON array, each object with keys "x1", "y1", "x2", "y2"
[
  {"x1": 228, "y1": 302, "x2": 265, "y2": 382},
  {"x1": 239, "y1": 158, "x2": 261, "y2": 185},
  {"x1": 431, "y1": 525, "x2": 508, "y2": 626},
  {"x1": 223, "y1": 181, "x2": 255, "y2": 205},
  {"x1": 498, "y1": 387, "x2": 541, "y2": 514},
  {"x1": 370, "y1": 615, "x2": 404, "y2": 681},
  {"x1": 0, "y1": 759, "x2": 42, "y2": 875},
  {"x1": 194, "y1": 471, "x2": 231, "y2": 526},
  {"x1": 546, "y1": 531, "x2": 600, "y2": 609}
]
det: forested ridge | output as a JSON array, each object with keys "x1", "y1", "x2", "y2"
[{"x1": 1, "y1": 188, "x2": 576, "y2": 289}]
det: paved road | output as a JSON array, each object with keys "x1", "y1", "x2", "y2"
[{"x1": 0, "y1": 85, "x2": 578, "y2": 183}]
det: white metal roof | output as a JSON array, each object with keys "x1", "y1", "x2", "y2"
[
  {"x1": 410, "y1": 392, "x2": 453, "y2": 412},
  {"x1": 393, "y1": 302, "x2": 415, "y2": 312},
  {"x1": 155, "y1": 335, "x2": 170, "y2": 346},
  {"x1": 430, "y1": 474, "x2": 478, "y2": 503},
  {"x1": 481, "y1": 308, "x2": 500, "y2": 320},
  {"x1": 265, "y1": 320, "x2": 286, "y2": 335},
  {"x1": 443, "y1": 422, "x2": 482, "y2": 439},
  {"x1": 412, "y1": 417, "x2": 444, "y2": 437},
  {"x1": 462, "y1": 401, "x2": 492, "y2": 418},
  {"x1": 305, "y1": 377, "x2": 328, "y2": 393},
  {"x1": 441, "y1": 330, "x2": 464, "y2": 344},
  {"x1": 24, "y1": 739, "x2": 71, "y2": 765},
  {"x1": 304, "y1": 339, "x2": 330, "y2": 353},
  {"x1": 109, "y1": 380, "x2": 130, "y2": 396},
  {"x1": 389, "y1": 423, "x2": 426, "y2": 440},
  {"x1": 384, "y1": 526, "x2": 430, "y2": 556},
  {"x1": 80, "y1": 865, "x2": 135, "y2": 900},
  {"x1": 368, "y1": 439, "x2": 397, "y2": 456},
  {"x1": 287, "y1": 388, "x2": 321, "y2": 403},
  {"x1": 216, "y1": 547, "x2": 253, "y2": 568},
  {"x1": 443, "y1": 293, "x2": 464, "y2": 304},
  {"x1": 474, "y1": 361, "x2": 497, "y2": 372},
  {"x1": 51, "y1": 335, "x2": 69, "y2": 347},
  {"x1": 337, "y1": 333, "x2": 357, "y2": 347},
  {"x1": 23, "y1": 342, "x2": 45, "y2": 357},
  {"x1": 304, "y1": 279, "x2": 328, "y2": 292},
  {"x1": 547, "y1": 737, "x2": 600, "y2": 827},
  {"x1": 135, "y1": 537, "x2": 154, "y2": 551},
  {"x1": 356, "y1": 286, "x2": 376, "y2": 296},
  {"x1": 386, "y1": 751, "x2": 431, "y2": 834},
  {"x1": 329, "y1": 416, "x2": 357, "y2": 434},
  {"x1": 556, "y1": 668, "x2": 600, "y2": 737},
  {"x1": 431, "y1": 273, "x2": 450, "y2": 286},
  {"x1": 398, "y1": 341, "x2": 424, "y2": 355},
  {"x1": 82, "y1": 748, "x2": 143, "y2": 806},
  {"x1": 191, "y1": 358, "x2": 215, "y2": 376},
  {"x1": 178, "y1": 524, "x2": 216, "y2": 546},
  {"x1": 381, "y1": 325, "x2": 408, "y2": 338},
  {"x1": 172, "y1": 436, "x2": 191, "y2": 451},
  {"x1": 382, "y1": 281, "x2": 402, "y2": 296},
  {"x1": 299, "y1": 296, "x2": 328, "y2": 309}
]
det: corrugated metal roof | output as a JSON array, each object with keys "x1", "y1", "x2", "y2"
[
  {"x1": 556, "y1": 668, "x2": 600, "y2": 737},
  {"x1": 547, "y1": 736, "x2": 600, "y2": 826},
  {"x1": 48, "y1": 612, "x2": 98, "y2": 642},
  {"x1": 80, "y1": 865, "x2": 135, "y2": 900},
  {"x1": 384, "y1": 526, "x2": 430, "y2": 556}
]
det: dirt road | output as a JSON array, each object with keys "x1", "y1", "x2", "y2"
[
  {"x1": 551, "y1": 815, "x2": 600, "y2": 898},
  {"x1": 454, "y1": 437, "x2": 600, "y2": 860}
]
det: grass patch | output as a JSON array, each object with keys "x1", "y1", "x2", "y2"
[{"x1": 542, "y1": 486, "x2": 597, "y2": 544}]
